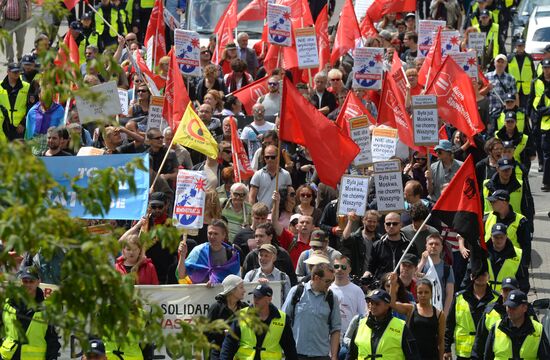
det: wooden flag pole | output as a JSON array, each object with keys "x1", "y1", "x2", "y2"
[{"x1": 150, "y1": 131, "x2": 178, "y2": 191}]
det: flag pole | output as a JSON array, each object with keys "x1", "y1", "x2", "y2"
[
  {"x1": 274, "y1": 138, "x2": 281, "y2": 192},
  {"x1": 150, "y1": 131, "x2": 178, "y2": 191},
  {"x1": 424, "y1": 66, "x2": 432, "y2": 92},
  {"x1": 63, "y1": 98, "x2": 71, "y2": 124},
  {"x1": 276, "y1": 46, "x2": 282, "y2": 69},
  {"x1": 87, "y1": 3, "x2": 123, "y2": 38},
  {"x1": 393, "y1": 213, "x2": 432, "y2": 273}
]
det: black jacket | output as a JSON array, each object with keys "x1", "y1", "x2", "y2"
[
  {"x1": 206, "y1": 296, "x2": 248, "y2": 360},
  {"x1": 483, "y1": 206, "x2": 531, "y2": 264},
  {"x1": 367, "y1": 232, "x2": 418, "y2": 280},
  {"x1": 487, "y1": 240, "x2": 529, "y2": 293},
  {"x1": 341, "y1": 227, "x2": 380, "y2": 277},
  {"x1": 309, "y1": 90, "x2": 337, "y2": 113},
  {"x1": 319, "y1": 200, "x2": 340, "y2": 250}
]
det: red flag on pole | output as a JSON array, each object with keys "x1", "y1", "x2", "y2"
[
  {"x1": 418, "y1": 27, "x2": 442, "y2": 87},
  {"x1": 279, "y1": 0, "x2": 314, "y2": 28},
  {"x1": 213, "y1": 0, "x2": 238, "y2": 64},
  {"x1": 359, "y1": 14, "x2": 378, "y2": 39},
  {"x1": 134, "y1": 50, "x2": 166, "y2": 91},
  {"x1": 162, "y1": 48, "x2": 191, "y2": 131},
  {"x1": 64, "y1": 0, "x2": 78, "y2": 11},
  {"x1": 367, "y1": 0, "x2": 416, "y2": 22},
  {"x1": 230, "y1": 117, "x2": 255, "y2": 181},
  {"x1": 231, "y1": 76, "x2": 270, "y2": 114},
  {"x1": 335, "y1": 90, "x2": 375, "y2": 135},
  {"x1": 426, "y1": 56, "x2": 485, "y2": 137},
  {"x1": 316, "y1": 5, "x2": 330, "y2": 75},
  {"x1": 330, "y1": 0, "x2": 361, "y2": 65},
  {"x1": 279, "y1": 77, "x2": 360, "y2": 188},
  {"x1": 237, "y1": 0, "x2": 267, "y2": 22},
  {"x1": 55, "y1": 31, "x2": 80, "y2": 67},
  {"x1": 144, "y1": 0, "x2": 166, "y2": 70}
]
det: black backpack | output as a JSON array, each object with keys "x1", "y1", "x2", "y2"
[{"x1": 289, "y1": 283, "x2": 334, "y2": 326}]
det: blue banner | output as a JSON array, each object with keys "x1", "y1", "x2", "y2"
[{"x1": 42, "y1": 154, "x2": 150, "y2": 220}]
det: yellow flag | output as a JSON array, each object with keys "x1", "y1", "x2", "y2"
[{"x1": 172, "y1": 103, "x2": 219, "y2": 159}]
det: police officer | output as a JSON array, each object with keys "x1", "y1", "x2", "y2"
[
  {"x1": 495, "y1": 111, "x2": 535, "y2": 171},
  {"x1": 484, "y1": 290, "x2": 550, "y2": 359},
  {"x1": 0, "y1": 265, "x2": 60, "y2": 360},
  {"x1": 83, "y1": 339, "x2": 107, "y2": 360},
  {"x1": 95, "y1": 0, "x2": 127, "y2": 51},
  {"x1": 346, "y1": 289, "x2": 420, "y2": 360},
  {"x1": 474, "y1": 9, "x2": 505, "y2": 63},
  {"x1": 220, "y1": 284, "x2": 298, "y2": 360},
  {"x1": 0, "y1": 63, "x2": 30, "y2": 142},
  {"x1": 535, "y1": 44, "x2": 550, "y2": 77},
  {"x1": 81, "y1": 13, "x2": 100, "y2": 56},
  {"x1": 530, "y1": 58, "x2": 550, "y2": 191},
  {"x1": 496, "y1": 94, "x2": 529, "y2": 133},
  {"x1": 507, "y1": 39, "x2": 535, "y2": 109}
]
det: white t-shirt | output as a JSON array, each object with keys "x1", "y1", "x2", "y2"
[
  {"x1": 240, "y1": 121, "x2": 275, "y2": 161},
  {"x1": 329, "y1": 281, "x2": 367, "y2": 343}
]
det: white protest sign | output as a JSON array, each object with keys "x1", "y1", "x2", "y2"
[
  {"x1": 349, "y1": 116, "x2": 372, "y2": 167},
  {"x1": 174, "y1": 29, "x2": 202, "y2": 77},
  {"x1": 412, "y1": 95, "x2": 439, "y2": 146},
  {"x1": 147, "y1": 96, "x2": 167, "y2": 131},
  {"x1": 118, "y1": 88, "x2": 128, "y2": 116},
  {"x1": 295, "y1": 27, "x2": 319, "y2": 69},
  {"x1": 373, "y1": 160, "x2": 404, "y2": 212},
  {"x1": 75, "y1": 81, "x2": 123, "y2": 123},
  {"x1": 418, "y1": 20, "x2": 446, "y2": 57},
  {"x1": 448, "y1": 50, "x2": 478, "y2": 80},
  {"x1": 352, "y1": 47, "x2": 384, "y2": 90},
  {"x1": 337, "y1": 175, "x2": 369, "y2": 216},
  {"x1": 267, "y1": 3, "x2": 292, "y2": 47},
  {"x1": 439, "y1": 30, "x2": 461, "y2": 57},
  {"x1": 371, "y1": 127, "x2": 398, "y2": 162},
  {"x1": 173, "y1": 170, "x2": 207, "y2": 230},
  {"x1": 468, "y1": 32, "x2": 486, "y2": 53},
  {"x1": 355, "y1": 0, "x2": 375, "y2": 21}
]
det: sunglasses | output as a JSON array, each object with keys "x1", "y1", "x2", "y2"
[
  {"x1": 137, "y1": 89, "x2": 149, "y2": 94},
  {"x1": 268, "y1": 82, "x2": 279, "y2": 86},
  {"x1": 385, "y1": 222, "x2": 400, "y2": 227},
  {"x1": 333, "y1": 264, "x2": 347, "y2": 270},
  {"x1": 301, "y1": 193, "x2": 312, "y2": 198},
  {"x1": 264, "y1": 155, "x2": 277, "y2": 160},
  {"x1": 150, "y1": 204, "x2": 163, "y2": 209},
  {"x1": 330, "y1": 78, "x2": 342, "y2": 81},
  {"x1": 232, "y1": 192, "x2": 245, "y2": 198},
  {"x1": 201, "y1": 50, "x2": 210, "y2": 54},
  {"x1": 150, "y1": 136, "x2": 164, "y2": 140}
]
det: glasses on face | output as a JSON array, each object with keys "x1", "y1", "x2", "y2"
[
  {"x1": 301, "y1": 193, "x2": 312, "y2": 198},
  {"x1": 385, "y1": 222, "x2": 400, "y2": 227},
  {"x1": 334, "y1": 264, "x2": 347, "y2": 270},
  {"x1": 268, "y1": 82, "x2": 279, "y2": 87},
  {"x1": 150, "y1": 136, "x2": 164, "y2": 140},
  {"x1": 264, "y1": 155, "x2": 277, "y2": 160},
  {"x1": 232, "y1": 192, "x2": 245, "y2": 198},
  {"x1": 150, "y1": 204, "x2": 163, "y2": 209},
  {"x1": 330, "y1": 78, "x2": 342, "y2": 81},
  {"x1": 137, "y1": 89, "x2": 149, "y2": 94},
  {"x1": 201, "y1": 50, "x2": 210, "y2": 54}
]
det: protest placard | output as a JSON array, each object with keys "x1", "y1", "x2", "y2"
[
  {"x1": 371, "y1": 127, "x2": 398, "y2": 162},
  {"x1": 412, "y1": 95, "x2": 439, "y2": 146},
  {"x1": 349, "y1": 116, "x2": 372, "y2": 167},
  {"x1": 42, "y1": 154, "x2": 150, "y2": 220},
  {"x1": 439, "y1": 30, "x2": 461, "y2": 57},
  {"x1": 468, "y1": 32, "x2": 486, "y2": 53},
  {"x1": 337, "y1": 175, "x2": 368, "y2": 216},
  {"x1": 75, "y1": 81, "x2": 123, "y2": 123},
  {"x1": 147, "y1": 96, "x2": 167, "y2": 131},
  {"x1": 448, "y1": 50, "x2": 478, "y2": 80},
  {"x1": 118, "y1": 88, "x2": 128, "y2": 116},
  {"x1": 352, "y1": 47, "x2": 384, "y2": 90},
  {"x1": 295, "y1": 27, "x2": 319, "y2": 69},
  {"x1": 418, "y1": 20, "x2": 446, "y2": 57},
  {"x1": 174, "y1": 29, "x2": 202, "y2": 77},
  {"x1": 267, "y1": 3, "x2": 292, "y2": 47},
  {"x1": 173, "y1": 170, "x2": 207, "y2": 230},
  {"x1": 373, "y1": 160, "x2": 404, "y2": 212},
  {"x1": 355, "y1": 0, "x2": 375, "y2": 21}
]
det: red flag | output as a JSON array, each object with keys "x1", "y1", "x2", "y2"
[
  {"x1": 214, "y1": 0, "x2": 238, "y2": 33},
  {"x1": 63, "y1": 0, "x2": 78, "y2": 11},
  {"x1": 162, "y1": 48, "x2": 191, "y2": 131},
  {"x1": 280, "y1": 0, "x2": 314, "y2": 28},
  {"x1": 330, "y1": 0, "x2": 361, "y2": 65},
  {"x1": 213, "y1": 0, "x2": 238, "y2": 64},
  {"x1": 432, "y1": 155, "x2": 486, "y2": 251},
  {"x1": 230, "y1": 117, "x2": 255, "y2": 181},
  {"x1": 231, "y1": 76, "x2": 270, "y2": 114},
  {"x1": 426, "y1": 56, "x2": 485, "y2": 137},
  {"x1": 478, "y1": 66, "x2": 489, "y2": 87},
  {"x1": 367, "y1": 0, "x2": 416, "y2": 22},
  {"x1": 316, "y1": 5, "x2": 330, "y2": 75},
  {"x1": 279, "y1": 77, "x2": 360, "y2": 188},
  {"x1": 135, "y1": 50, "x2": 166, "y2": 91},
  {"x1": 263, "y1": 41, "x2": 299, "y2": 73},
  {"x1": 237, "y1": 0, "x2": 267, "y2": 22},
  {"x1": 144, "y1": 0, "x2": 166, "y2": 70},
  {"x1": 55, "y1": 31, "x2": 80, "y2": 66},
  {"x1": 418, "y1": 27, "x2": 442, "y2": 87},
  {"x1": 359, "y1": 14, "x2": 378, "y2": 39},
  {"x1": 335, "y1": 91, "x2": 375, "y2": 135}
]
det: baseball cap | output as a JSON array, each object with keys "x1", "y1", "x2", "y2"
[
  {"x1": 366, "y1": 289, "x2": 391, "y2": 304},
  {"x1": 219, "y1": 274, "x2": 243, "y2": 296},
  {"x1": 149, "y1": 192, "x2": 167, "y2": 206},
  {"x1": 87, "y1": 339, "x2": 106, "y2": 356},
  {"x1": 259, "y1": 243, "x2": 277, "y2": 255},
  {"x1": 309, "y1": 230, "x2": 326, "y2": 248},
  {"x1": 494, "y1": 54, "x2": 507, "y2": 62},
  {"x1": 405, "y1": 13, "x2": 415, "y2": 20},
  {"x1": 290, "y1": 213, "x2": 301, "y2": 225},
  {"x1": 497, "y1": 157, "x2": 515, "y2": 170},
  {"x1": 69, "y1": 21, "x2": 83, "y2": 31},
  {"x1": 7, "y1": 62, "x2": 21, "y2": 72},
  {"x1": 505, "y1": 111, "x2": 517, "y2": 121},
  {"x1": 434, "y1": 139, "x2": 453, "y2": 152},
  {"x1": 304, "y1": 250, "x2": 330, "y2": 265},
  {"x1": 21, "y1": 54, "x2": 35, "y2": 65},
  {"x1": 501, "y1": 277, "x2": 519, "y2": 290},
  {"x1": 502, "y1": 140, "x2": 515, "y2": 149},
  {"x1": 487, "y1": 189, "x2": 510, "y2": 202},
  {"x1": 542, "y1": 59, "x2": 550, "y2": 68},
  {"x1": 480, "y1": 9, "x2": 491, "y2": 17},
  {"x1": 504, "y1": 93, "x2": 516, "y2": 102},
  {"x1": 515, "y1": 38, "x2": 526, "y2": 46},
  {"x1": 491, "y1": 223, "x2": 507, "y2": 236},
  {"x1": 17, "y1": 265, "x2": 39, "y2": 280},
  {"x1": 503, "y1": 290, "x2": 528, "y2": 308},
  {"x1": 81, "y1": 12, "x2": 92, "y2": 20},
  {"x1": 401, "y1": 253, "x2": 418, "y2": 266},
  {"x1": 250, "y1": 284, "x2": 273, "y2": 298}
]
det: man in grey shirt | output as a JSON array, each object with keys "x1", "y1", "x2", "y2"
[
  {"x1": 426, "y1": 139, "x2": 463, "y2": 200},
  {"x1": 249, "y1": 144, "x2": 292, "y2": 208}
]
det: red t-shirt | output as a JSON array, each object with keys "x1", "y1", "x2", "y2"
[{"x1": 278, "y1": 229, "x2": 310, "y2": 269}]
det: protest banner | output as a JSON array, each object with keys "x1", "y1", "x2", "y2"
[
  {"x1": 42, "y1": 282, "x2": 282, "y2": 359},
  {"x1": 373, "y1": 160, "x2": 404, "y2": 212},
  {"x1": 147, "y1": 95, "x2": 167, "y2": 131},
  {"x1": 75, "y1": 81, "x2": 123, "y2": 122},
  {"x1": 76, "y1": 147, "x2": 105, "y2": 156},
  {"x1": 173, "y1": 170, "x2": 207, "y2": 230},
  {"x1": 337, "y1": 175, "x2": 368, "y2": 216},
  {"x1": 349, "y1": 116, "x2": 372, "y2": 167},
  {"x1": 267, "y1": 3, "x2": 292, "y2": 47},
  {"x1": 371, "y1": 127, "x2": 398, "y2": 162},
  {"x1": 468, "y1": 32, "x2": 486, "y2": 53},
  {"x1": 412, "y1": 95, "x2": 439, "y2": 146},
  {"x1": 295, "y1": 27, "x2": 319, "y2": 69},
  {"x1": 448, "y1": 50, "x2": 478, "y2": 80},
  {"x1": 174, "y1": 29, "x2": 202, "y2": 77},
  {"x1": 352, "y1": 47, "x2": 384, "y2": 90},
  {"x1": 42, "y1": 154, "x2": 150, "y2": 220},
  {"x1": 439, "y1": 30, "x2": 461, "y2": 57},
  {"x1": 418, "y1": 20, "x2": 446, "y2": 57},
  {"x1": 118, "y1": 88, "x2": 129, "y2": 116}
]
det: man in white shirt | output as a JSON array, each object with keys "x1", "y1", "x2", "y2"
[{"x1": 240, "y1": 103, "x2": 275, "y2": 161}]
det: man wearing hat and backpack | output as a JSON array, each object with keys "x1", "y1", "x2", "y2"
[
  {"x1": 220, "y1": 284, "x2": 298, "y2": 360},
  {"x1": 483, "y1": 290, "x2": 550, "y2": 359}
]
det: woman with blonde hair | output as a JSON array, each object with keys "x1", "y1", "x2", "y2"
[
  {"x1": 196, "y1": 64, "x2": 226, "y2": 104},
  {"x1": 115, "y1": 234, "x2": 159, "y2": 285},
  {"x1": 203, "y1": 89, "x2": 224, "y2": 115}
]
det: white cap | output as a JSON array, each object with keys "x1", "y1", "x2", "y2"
[{"x1": 219, "y1": 275, "x2": 243, "y2": 296}]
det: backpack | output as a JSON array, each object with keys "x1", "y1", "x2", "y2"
[{"x1": 289, "y1": 283, "x2": 334, "y2": 326}]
